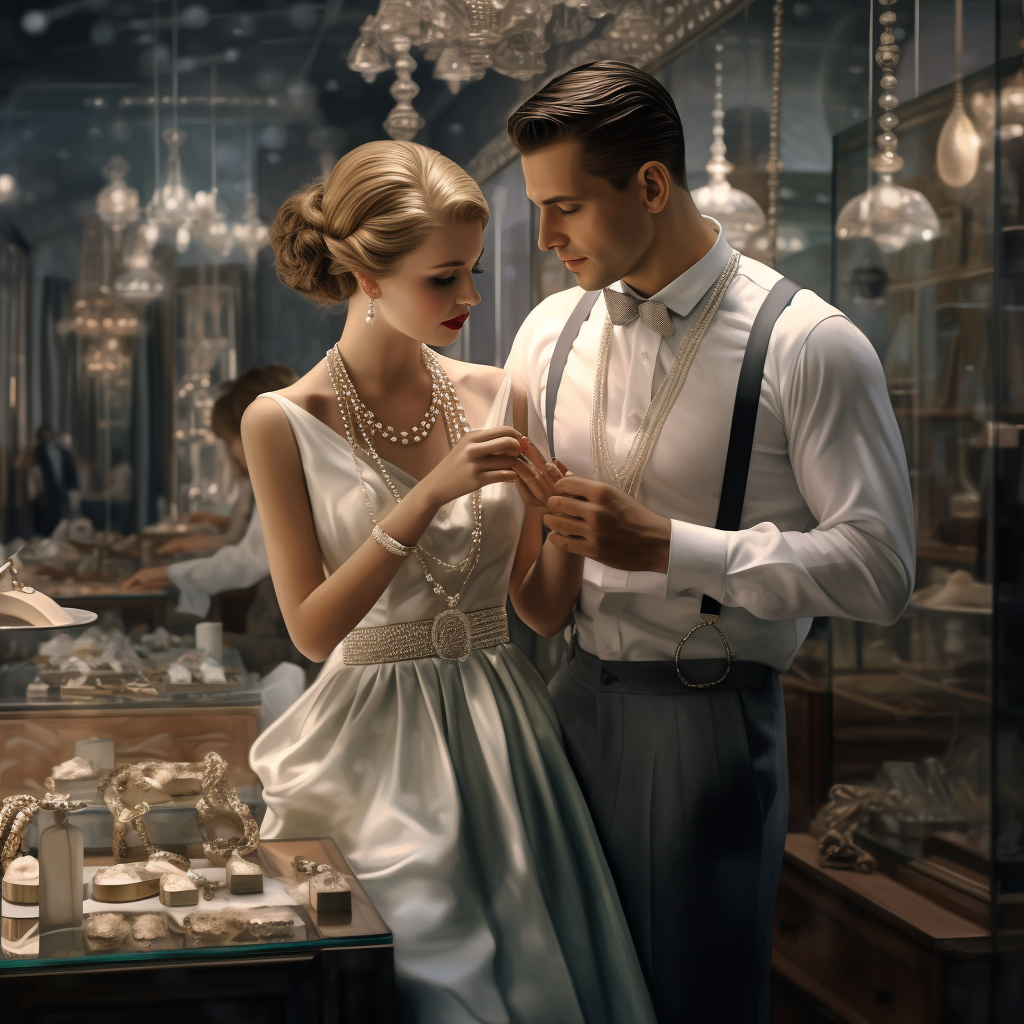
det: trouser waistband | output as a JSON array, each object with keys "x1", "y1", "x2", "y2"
[{"x1": 566, "y1": 642, "x2": 777, "y2": 695}]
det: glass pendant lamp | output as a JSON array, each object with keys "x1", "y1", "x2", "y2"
[
  {"x1": 95, "y1": 156, "x2": 139, "y2": 244},
  {"x1": 835, "y1": 0, "x2": 939, "y2": 254},
  {"x1": 146, "y1": 0, "x2": 195, "y2": 252},
  {"x1": 691, "y1": 46, "x2": 766, "y2": 252},
  {"x1": 935, "y1": 0, "x2": 981, "y2": 189}
]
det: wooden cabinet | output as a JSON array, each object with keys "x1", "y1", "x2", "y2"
[{"x1": 772, "y1": 835, "x2": 991, "y2": 1024}]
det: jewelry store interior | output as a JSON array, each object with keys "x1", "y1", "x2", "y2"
[{"x1": 0, "y1": 0, "x2": 1022, "y2": 1020}]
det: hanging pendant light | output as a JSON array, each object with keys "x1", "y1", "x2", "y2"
[
  {"x1": 835, "y1": 0, "x2": 939, "y2": 254},
  {"x1": 230, "y1": 111, "x2": 270, "y2": 269},
  {"x1": 146, "y1": 0, "x2": 195, "y2": 249},
  {"x1": 194, "y1": 65, "x2": 236, "y2": 259},
  {"x1": 0, "y1": 173, "x2": 17, "y2": 204},
  {"x1": 95, "y1": 155, "x2": 139, "y2": 243},
  {"x1": 114, "y1": 227, "x2": 167, "y2": 305},
  {"x1": 692, "y1": 46, "x2": 765, "y2": 252},
  {"x1": 139, "y1": 2, "x2": 164, "y2": 252},
  {"x1": 232, "y1": 193, "x2": 270, "y2": 268},
  {"x1": 936, "y1": 0, "x2": 981, "y2": 189}
]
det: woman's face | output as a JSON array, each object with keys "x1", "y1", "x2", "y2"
[{"x1": 368, "y1": 220, "x2": 484, "y2": 348}]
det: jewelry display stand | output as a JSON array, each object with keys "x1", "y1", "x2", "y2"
[{"x1": 0, "y1": 838, "x2": 396, "y2": 1021}]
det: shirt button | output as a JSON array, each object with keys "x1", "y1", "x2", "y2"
[{"x1": 640, "y1": 351, "x2": 649, "y2": 363}]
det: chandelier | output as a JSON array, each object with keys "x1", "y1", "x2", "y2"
[
  {"x1": 95, "y1": 156, "x2": 139, "y2": 244},
  {"x1": 349, "y1": 0, "x2": 614, "y2": 140},
  {"x1": 691, "y1": 45, "x2": 765, "y2": 253},
  {"x1": 835, "y1": 0, "x2": 939, "y2": 254},
  {"x1": 114, "y1": 227, "x2": 167, "y2": 305}
]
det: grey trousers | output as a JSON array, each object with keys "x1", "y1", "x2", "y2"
[{"x1": 549, "y1": 644, "x2": 789, "y2": 1024}]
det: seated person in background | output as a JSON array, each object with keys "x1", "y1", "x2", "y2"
[{"x1": 122, "y1": 365, "x2": 297, "y2": 621}]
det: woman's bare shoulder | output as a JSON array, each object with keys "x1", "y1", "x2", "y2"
[
  {"x1": 252, "y1": 358, "x2": 336, "y2": 424},
  {"x1": 436, "y1": 354, "x2": 507, "y2": 405}
]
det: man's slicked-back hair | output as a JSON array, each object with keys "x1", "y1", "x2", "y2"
[{"x1": 507, "y1": 61, "x2": 687, "y2": 191}]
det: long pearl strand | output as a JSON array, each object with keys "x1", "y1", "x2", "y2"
[{"x1": 326, "y1": 344, "x2": 483, "y2": 606}]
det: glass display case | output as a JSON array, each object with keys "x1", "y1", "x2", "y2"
[{"x1": 822, "y1": 14, "x2": 1022, "y2": 988}]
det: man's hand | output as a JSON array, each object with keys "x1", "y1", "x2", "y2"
[
  {"x1": 121, "y1": 565, "x2": 170, "y2": 593},
  {"x1": 544, "y1": 476, "x2": 671, "y2": 573}
]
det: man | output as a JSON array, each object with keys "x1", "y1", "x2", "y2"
[
  {"x1": 28, "y1": 425, "x2": 80, "y2": 537},
  {"x1": 504, "y1": 62, "x2": 914, "y2": 1023}
]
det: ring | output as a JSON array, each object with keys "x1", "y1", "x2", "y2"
[{"x1": 674, "y1": 616, "x2": 731, "y2": 688}]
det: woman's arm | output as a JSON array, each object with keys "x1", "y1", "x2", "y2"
[
  {"x1": 242, "y1": 396, "x2": 522, "y2": 662},
  {"x1": 507, "y1": 379, "x2": 584, "y2": 637}
]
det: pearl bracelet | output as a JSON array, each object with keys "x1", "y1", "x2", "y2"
[{"x1": 372, "y1": 524, "x2": 416, "y2": 558}]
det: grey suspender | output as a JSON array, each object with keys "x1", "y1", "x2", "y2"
[
  {"x1": 543, "y1": 276, "x2": 801, "y2": 622},
  {"x1": 545, "y1": 290, "x2": 600, "y2": 458}
]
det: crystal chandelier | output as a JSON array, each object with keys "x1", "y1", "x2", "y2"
[
  {"x1": 232, "y1": 193, "x2": 270, "y2": 268},
  {"x1": 84, "y1": 336, "x2": 132, "y2": 379},
  {"x1": 95, "y1": 155, "x2": 139, "y2": 244},
  {"x1": 349, "y1": 0, "x2": 609, "y2": 140},
  {"x1": 146, "y1": 1, "x2": 196, "y2": 252},
  {"x1": 114, "y1": 227, "x2": 167, "y2": 305},
  {"x1": 691, "y1": 46, "x2": 765, "y2": 253},
  {"x1": 835, "y1": 0, "x2": 939, "y2": 254},
  {"x1": 193, "y1": 66, "x2": 236, "y2": 259},
  {"x1": 230, "y1": 111, "x2": 270, "y2": 269}
]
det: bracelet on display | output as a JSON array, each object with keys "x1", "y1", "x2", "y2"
[{"x1": 372, "y1": 524, "x2": 416, "y2": 558}]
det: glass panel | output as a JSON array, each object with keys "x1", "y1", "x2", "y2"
[
  {"x1": 831, "y1": 0, "x2": 999, "y2": 915},
  {"x1": 1, "y1": 838, "x2": 390, "y2": 968}
]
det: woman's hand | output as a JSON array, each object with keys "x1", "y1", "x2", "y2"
[
  {"x1": 420, "y1": 427, "x2": 523, "y2": 508},
  {"x1": 510, "y1": 440, "x2": 568, "y2": 510},
  {"x1": 121, "y1": 565, "x2": 170, "y2": 593}
]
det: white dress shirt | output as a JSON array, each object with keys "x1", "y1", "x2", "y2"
[
  {"x1": 505, "y1": 218, "x2": 915, "y2": 670},
  {"x1": 167, "y1": 506, "x2": 269, "y2": 618}
]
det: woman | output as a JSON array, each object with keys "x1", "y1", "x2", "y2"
[
  {"x1": 122, "y1": 365, "x2": 296, "y2": 620},
  {"x1": 244, "y1": 141, "x2": 654, "y2": 1023}
]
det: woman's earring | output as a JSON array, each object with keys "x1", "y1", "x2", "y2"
[{"x1": 365, "y1": 296, "x2": 376, "y2": 325}]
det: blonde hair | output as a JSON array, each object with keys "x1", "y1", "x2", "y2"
[{"x1": 271, "y1": 140, "x2": 489, "y2": 307}]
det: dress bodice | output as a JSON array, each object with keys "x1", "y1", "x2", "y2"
[{"x1": 262, "y1": 372, "x2": 523, "y2": 629}]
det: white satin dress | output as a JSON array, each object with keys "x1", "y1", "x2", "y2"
[{"x1": 250, "y1": 375, "x2": 656, "y2": 1024}]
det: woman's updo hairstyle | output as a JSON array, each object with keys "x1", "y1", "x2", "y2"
[{"x1": 271, "y1": 140, "x2": 489, "y2": 307}]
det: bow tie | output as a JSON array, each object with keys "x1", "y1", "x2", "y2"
[{"x1": 603, "y1": 288, "x2": 675, "y2": 338}]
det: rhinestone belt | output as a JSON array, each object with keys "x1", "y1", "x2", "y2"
[{"x1": 341, "y1": 606, "x2": 509, "y2": 665}]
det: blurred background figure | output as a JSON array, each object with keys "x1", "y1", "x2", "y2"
[
  {"x1": 122, "y1": 365, "x2": 301, "y2": 672},
  {"x1": 27, "y1": 425, "x2": 80, "y2": 537}
]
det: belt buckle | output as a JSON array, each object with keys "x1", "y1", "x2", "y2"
[{"x1": 674, "y1": 613, "x2": 731, "y2": 689}]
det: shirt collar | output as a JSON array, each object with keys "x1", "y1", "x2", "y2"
[{"x1": 615, "y1": 217, "x2": 733, "y2": 319}]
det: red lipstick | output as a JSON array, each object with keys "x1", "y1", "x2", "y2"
[{"x1": 442, "y1": 313, "x2": 469, "y2": 331}]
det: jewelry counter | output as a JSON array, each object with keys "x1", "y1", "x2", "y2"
[{"x1": 0, "y1": 837, "x2": 396, "y2": 1023}]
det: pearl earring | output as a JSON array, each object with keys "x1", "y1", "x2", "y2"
[{"x1": 365, "y1": 296, "x2": 376, "y2": 325}]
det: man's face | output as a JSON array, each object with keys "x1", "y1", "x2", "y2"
[{"x1": 521, "y1": 140, "x2": 654, "y2": 291}]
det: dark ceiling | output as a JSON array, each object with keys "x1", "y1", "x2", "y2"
[{"x1": 0, "y1": 0, "x2": 489, "y2": 248}]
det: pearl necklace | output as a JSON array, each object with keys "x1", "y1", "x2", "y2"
[
  {"x1": 591, "y1": 250, "x2": 740, "y2": 498},
  {"x1": 326, "y1": 344, "x2": 483, "y2": 607},
  {"x1": 342, "y1": 347, "x2": 444, "y2": 446}
]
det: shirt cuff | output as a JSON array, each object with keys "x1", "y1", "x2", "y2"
[
  {"x1": 665, "y1": 520, "x2": 729, "y2": 602},
  {"x1": 167, "y1": 561, "x2": 213, "y2": 619}
]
